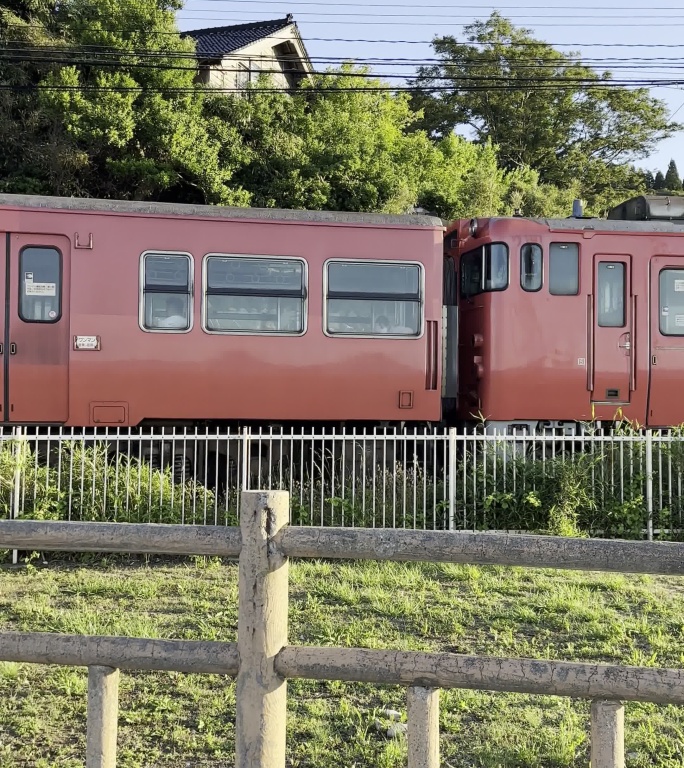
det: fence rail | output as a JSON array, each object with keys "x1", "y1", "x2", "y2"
[
  {"x1": 0, "y1": 425, "x2": 683, "y2": 539},
  {"x1": 3, "y1": 492, "x2": 684, "y2": 766}
]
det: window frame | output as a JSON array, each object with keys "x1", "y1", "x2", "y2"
[
  {"x1": 18, "y1": 245, "x2": 63, "y2": 324},
  {"x1": 138, "y1": 250, "x2": 194, "y2": 334},
  {"x1": 520, "y1": 243, "x2": 543, "y2": 293},
  {"x1": 460, "y1": 243, "x2": 510, "y2": 300},
  {"x1": 201, "y1": 253, "x2": 308, "y2": 337},
  {"x1": 597, "y1": 261, "x2": 626, "y2": 328},
  {"x1": 323, "y1": 258, "x2": 425, "y2": 339},
  {"x1": 658, "y1": 267, "x2": 684, "y2": 337},
  {"x1": 548, "y1": 242, "x2": 580, "y2": 296}
]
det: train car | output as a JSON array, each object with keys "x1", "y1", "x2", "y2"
[
  {"x1": 445, "y1": 195, "x2": 684, "y2": 436},
  {"x1": 0, "y1": 194, "x2": 452, "y2": 432}
]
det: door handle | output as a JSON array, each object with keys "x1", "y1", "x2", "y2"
[
  {"x1": 9, "y1": 343, "x2": 16, "y2": 355},
  {"x1": 618, "y1": 333, "x2": 631, "y2": 350}
]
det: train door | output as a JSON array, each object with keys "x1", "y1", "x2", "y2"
[
  {"x1": 591, "y1": 255, "x2": 633, "y2": 405},
  {"x1": 648, "y1": 256, "x2": 684, "y2": 426},
  {"x1": 4, "y1": 233, "x2": 70, "y2": 423}
]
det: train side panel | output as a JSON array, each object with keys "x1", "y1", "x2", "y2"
[{"x1": 0, "y1": 203, "x2": 444, "y2": 427}]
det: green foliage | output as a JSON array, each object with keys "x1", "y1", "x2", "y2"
[
  {"x1": 410, "y1": 12, "x2": 677, "y2": 211},
  {"x1": 0, "y1": 439, "x2": 215, "y2": 529},
  {"x1": 664, "y1": 159, "x2": 683, "y2": 192},
  {"x1": 0, "y1": 0, "x2": 248, "y2": 203}
]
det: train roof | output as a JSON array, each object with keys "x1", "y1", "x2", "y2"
[
  {"x1": 0, "y1": 193, "x2": 445, "y2": 230},
  {"x1": 533, "y1": 216, "x2": 684, "y2": 233}
]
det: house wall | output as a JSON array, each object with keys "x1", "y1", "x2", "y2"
[{"x1": 205, "y1": 34, "x2": 307, "y2": 91}]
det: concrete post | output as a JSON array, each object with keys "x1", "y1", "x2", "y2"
[
  {"x1": 591, "y1": 699, "x2": 625, "y2": 768},
  {"x1": 407, "y1": 686, "x2": 440, "y2": 768},
  {"x1": 86, "y1": 665, "x2": 119, "y2": 768},
  {"x1": 235, "y1": 490, "x2": 289, "y2": 768}
]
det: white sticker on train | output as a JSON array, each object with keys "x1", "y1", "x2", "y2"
[
  {"x1": 25, "y1": 282, "x2": 56, "y2": 296},
  {"x1": 675, "y1": 279, "x2": 684, "y2": 291}
]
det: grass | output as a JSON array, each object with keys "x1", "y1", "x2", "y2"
[{"x1": 0, "y1": 558, "x2": 684, "y2": 766}]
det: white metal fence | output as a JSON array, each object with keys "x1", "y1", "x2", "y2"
[{"x1": 0, "y1": 425, "x2": 682, "y2": 539}]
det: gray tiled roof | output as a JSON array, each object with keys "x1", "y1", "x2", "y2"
[{"x1": 183, "y1": 17, "x2": 295, "y2": 58}]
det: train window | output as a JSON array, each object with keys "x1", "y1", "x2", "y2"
[
  {"x1": 520, "y1": 244, "x2": 542, "y2": 291},
  {"x1": 597, "y1": 262, "x2": 625, "y2": 327},
  {"x1": 140, "y1": 252, "x2": 192, "y2": 332},
  {"x1": 460, "y1": 244, "x2": 508, "y2": 299},
  {"x1": 659, "y1": 269, "x2": 684, "y2": 336},
  {"x1": 203, "y1": 256, "x2": 306, "y2": 334},
  {"x1": 19, "y1": 246, "x2": 62, "y2": 323},
  {"x1": 325, "y1": 261, "x2": 422, "y2": 337},
  {"x1": 549, "y1": 243, "x2": 579, "y2": 295}
]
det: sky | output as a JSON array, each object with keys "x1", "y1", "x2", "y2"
[{"x1": 174, "y1": 0, "x2": 684, "y2": 178}]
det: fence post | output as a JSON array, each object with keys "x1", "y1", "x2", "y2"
[
  {"x1": 590, "y1": 699, "x2": 624, "y2": 768},
  {"x1": 448, "y1": 428, "x2": 457, "y2": 531},
  {"x1": 407, "y1": 686, "x2": 439, "y2": 768},
  {"x1": 86, "y1": 665, "x2": 119, "y2": 768},
  {"x1": 645, "y1": 430, "x2": 653, "y2": 541},
  {"x1": 235, "y1": 490, "x2": 289, "y2": 768}
]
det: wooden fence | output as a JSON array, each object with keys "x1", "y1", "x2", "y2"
[{"x1": 3, "y1": 490, "x2": 684, "y2": 767}]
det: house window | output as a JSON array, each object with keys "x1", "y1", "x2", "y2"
[
  {"x1": 549, "y1": 242, "x2": 579, "y2": 295},
  {"x1": 203, "y1": 256, "x2": 306, "y2": 334},
  {"x1": 520, "y1": 244, "x2": 542, "y2": 292},
  {"x1": 140, "y1": 252, "x2": 192, "y2": 332},
  {"x1": 325, "y1": 261, "x2": 422, "y2": 337},
  {"x1": 236, "y1": 63, "x2": 250, "y2": 89},
  {"x1": 19, "y1": 246, "x2": 62, "y2": 323}
]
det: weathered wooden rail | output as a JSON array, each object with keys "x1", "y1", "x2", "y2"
[{"x1": 3, "y1": 492, "x2": 684, "y2": 767}]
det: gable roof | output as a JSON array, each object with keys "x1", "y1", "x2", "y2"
[{"x1": 183, "y1": 17, "x2": 296, "y2": 58}]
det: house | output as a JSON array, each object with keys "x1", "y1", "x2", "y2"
[{"x1": 183, "y1": 16, "x2": 313, "y2": 92}]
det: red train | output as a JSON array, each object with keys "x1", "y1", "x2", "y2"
[
  {"x1": 447, "y1": 194, "x2": 684, "y2": 436},
  {"x1": 0, "y1": 192, "x2": 683, "y2": 441}
]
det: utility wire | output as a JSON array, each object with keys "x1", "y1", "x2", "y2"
[
  {"x1": 10, "y1": 44, "x2": 684, "y2": 69},
  {"x1": 7, "y1": 50, "x2": 684, "y2": 79},
  {"x1": 5, "y1": 24, "x2": 684, "y2": 46}
]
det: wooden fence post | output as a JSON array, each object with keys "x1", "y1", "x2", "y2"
[
  {"x1": 407, "y1": 686, "x2": 440, "y2": 768},
  {"x1": 235, "y1": 490, "x2": 289, "y2": 768},
  {"x1": 591, "y1": 699, "x2": 625, "y2": 768},
  {"x1": 86, "y1": 665, "x2": 119, "y2": 768}
]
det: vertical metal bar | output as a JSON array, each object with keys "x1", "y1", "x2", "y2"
[
  {"x1": 448, "y1": 427, "x2": 456, "y2": 531},
  {"x1": 646, "y1": 429, "x2": 654, "y2": 541},
  {"x1": 10, "y1": 426, "x2": 22, "y2": 565}
]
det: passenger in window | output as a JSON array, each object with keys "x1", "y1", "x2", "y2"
[
  {"x1": 158, "y1": 296, "x2": 188, "y2": 329},
  {"x1": 375, "y1": 315, "x2": 390, "y2": 333}
]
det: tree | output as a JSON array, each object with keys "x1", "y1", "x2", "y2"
[
  {"x1": 664, "y1": 159, "x2": 683, "y2": 191},
  {"x1": 643, "y1": 170, "x2": 656, "y2": 190},
  {"x1": 0, "y1": 0, "x2": 248, "y2": 203},
  {"x1": 409, "y1": 13, "x2": 677, "y2": 206},
  {"x1": 654, "y1": 171, "x2": 666, "y2": 190},
  {"x1": 211, "y1": 66, "x2": 443, "y2": 214}
]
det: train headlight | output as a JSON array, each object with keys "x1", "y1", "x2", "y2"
[{"x1": 469, "y1": 218, "x2": 478, "y2": 237}]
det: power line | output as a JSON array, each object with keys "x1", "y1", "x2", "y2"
[
  {"x1": 10, "y1": 43, "x2": 684, "y2": 69},
  {"x1": 182, "y1": 0, "x2": 684, "y2": 6},
  {"x1": 178, "y1": 7, "x2": 684, "y2": 18},
  {"x1": 177, "y1": 15, "x2": 684, "y2": 26},
  {"x1": 5, "y1": 24, "x2": 684, "y2": 47}
]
